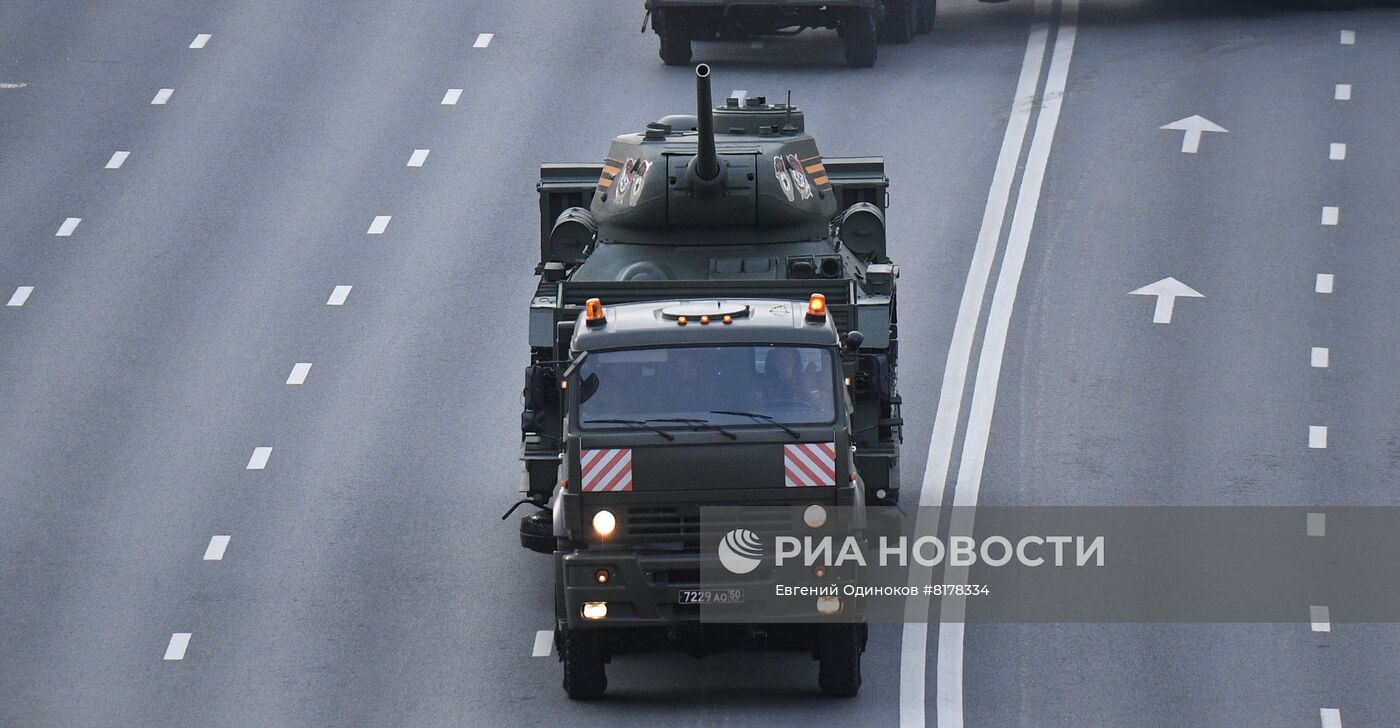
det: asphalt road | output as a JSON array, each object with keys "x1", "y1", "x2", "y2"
[{"x1": 1, "y1": 0, "x2": 1396, "y2": 726}]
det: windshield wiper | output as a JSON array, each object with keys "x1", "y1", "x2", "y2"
[
  {"x1": 583, "y1": 419, "x2": 675, "y2": 441},
  {"x1": 650, "y1": 418, "x2": 738, "y2": 440},
  {"x1": 709, "y1": 410, "x2": 801, "y2": 439}
]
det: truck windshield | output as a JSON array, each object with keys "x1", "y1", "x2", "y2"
[{"x1": 577, "y1": 345, "x2": 837, "y2": 428}]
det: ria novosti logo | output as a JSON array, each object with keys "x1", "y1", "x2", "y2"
[{"x1": 717, "y1": 529, "x2": 764, "y2": 574}]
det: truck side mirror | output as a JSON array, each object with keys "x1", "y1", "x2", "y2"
[{"x1": 842, "y1": 330, "x2": 865, "y2": 351}]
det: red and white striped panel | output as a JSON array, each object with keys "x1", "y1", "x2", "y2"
[
  {"x1": 784, "y1": 442, "x2": 837, "y2": 487},
  {"x1": 580, "y1": 448, "x2": 633, "y2": 492}
]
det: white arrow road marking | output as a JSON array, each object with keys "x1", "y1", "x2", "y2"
[
  {"x1": 532, "y1": 630, "x2": 553, "y2": 657},
  {"x1": 1311, "y1": 347, "x2": 1329, "y2": 368},
  {"x1": 55, "y1": 217, "x2": 81, "y2": 236},
  {"x1": 204, "y1": 535, "x2": 230, "y2": 560},
  {"x1": 286, "y1": 362, "x2": 312, "y2": 385},
  {"x1": 1159, "y1": 115, "x2": 1227, "y2": 153},
  {"x1": 151, "y1": 88, "x2": 173, "y2": 105},
  {"x1": 164, "y1": 633, "x2": 191, "y2": 660},
  {"x1": 1309, "y1": 426, "x2": 1327, "y2": 449},
  {"x1": 1310, "y1": 605, "x2": 1331, "y2": 632},
  {"x1": 1129, "y1": 277, "x2": 1203, "y2": 324},
  {"x1": 327, "y1": 285, "x2": 352, "y2": 306},
  {"x1": 1334, "y1": 84, "x2": 1351, "y2": 101},
  {"x1": 105, "y1": 151, "x2": 129, "y2": 169},
  {"x1": 1329, "y1": 143, "x2": 1346, "y2": 160},
  {"x1": 246, "y1": 447, "x2": 272, "y2": 470},
  {"x1": 1315, "y1": 274, "x2": 1334, "y2": 294},
  {"x1": 1307, "y1": 512, "x2": 1326, "y2": 537},
  {"x1": 7, "y1": 287, "x2": 34, "y2": 307},
  {"x1": 190, "y1": 34, "x2": 211, "y2": 49},
  {"x1": 1340, "y1": 30, "x2": 1354, "y2": 45},
  {"x1": 1321, "y1": 708, "x2": 1342, "y2": 728}
]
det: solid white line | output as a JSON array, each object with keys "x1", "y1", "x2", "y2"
[
  {"x1": 898, "y1": 11, "x2": 1052, "y2": 728},
  {"x1": 1310, "y1": 605, "x2": 1331, "y2": 632},
  {"x1": 1315, "y1": 274, "x2": 1334, "y2": 294},
  {"x1": 327, "y1": 285, "x2": 352, "y2": 306},
  {"x1": 204, "y1": 535, "x2": 230, "y2": 561},
  {"x1": 1339, "y1": 30, "x2": 1354, "y2": 45},
  {"x1": 473, "y1": 33, "x2": 493, "y2": 48},
  {"x1": 1321, "y1": 708, "x2": 1342, "y2": 728},
  {"x1": 190, "y1": 34, "x2": 211, "y2": 49},
  {"x1": 407, "y1": 149, "x2": 429, "y2": 167},
  {"x1": 105, "y1": 151, "x2": 129, "y2": 169},
  {"x1": 1307, "y1": 512, "x2": 1326, "y2": 537},
  {"x1": 1334, "y1": 84, "x2": 1351, "y2": 101},
  {"x1": 532, "y1": 629, "x2": 554, "y2": 657},
  {"x1": 1311, "y1": 347, "x2": 1329, "y2": 368},
  {"x1": 367, "y1": 215, "x2": 391, "y2": 234},
  {"x1": 286, "y1": 362, "x2": 312, "y2": 385},
  {"x1": 246, "y1": 447, "x2": 272, "y2": 470},
  {"x1": 1329, "y1": 143, "x2": 1346, "y2": 161},
  {"x1": 151, "y1": 88, "x2": 173, "y2": 105},
  {"x1": 1321, "y1": 206, "x2": 1339, "y2": 226},
  {"x1": 7, "y1": 287, "x2": 34, "y2": 307},
  {"x1": 55, "y1": 217, "x2": 81, "y2": 236},
  {"x1": 1309, "y1": 426, "x2": 1328, "y2": 449},
  {"x1": 441, "y1": 88, "x2": 463, "y2": 105},
  {"x1": 164, "y1": 633, "x2": 191, "y2": 660}
]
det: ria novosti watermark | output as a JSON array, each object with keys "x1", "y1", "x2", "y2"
[{"x1": 763, "y1": 532, "x2": 1104, "y2": 570}]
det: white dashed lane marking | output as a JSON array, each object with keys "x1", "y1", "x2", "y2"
[
  {"x1": 203, "y1": 535, "x2": 230, "y2": 561},
  {"x1": 164, "y1": 633, "x2": 191, "y2": 660},
  {"x1": 1310, "y1": 605, "x2": 1331, "y2": 632},
  {"x1": 1308, "y1": 512, "x2": 1326, "y2": 537},
  {"x1": 441, "y1": 89, "x2": 463, "y2": 105},
  {"x1": 105, "y1": 151, "x2": 129, "y2": 169},
  {"x1": 1316, "y1": 274, "x2": 1334, "y2": 294},
  {"x1": 327, "y1": 285, "x2": 352, "y2": 306},
  {"x1": 1329, "y1": 143, "x2": 1346, "y2": 161},
  {"x1": 1321, "y1": 207, "x2": 1339, "y2": 226},
  {"x1": 7, "y1": 287, "x2": 33, "y2": 307},
  {"x1": 1309, "y1": 426, "x2": 1328, "y2": 449},
  {"x1": 151, "y1": 88, "x2": 173, "y2": 105},
  {"x1": 474, "y1": 33, "x2": 493, "y2": 48},
  {"x1": 246, "y1": 447, "x2": 272, "y2": 470},
  {"x1": 190, "y1": 34, "x2": 211, "y2": 49},
  {"x1": 367, "y1": 215, "x2": 391, "y2": 234},
  {"x1": 407, "y1": 149, "x2": 429, "y2": 167},
  {"x1": 532, "y1": 630, "x2": 554, "y2": 657},
  {"x1": 1334, "y1": 84, "x2": 1351, "y2": 101},
  {"x1": 1311, "y1": 347, "x2": 1329, "y2": 368},
  {"x1": 1339, "y1": 30, "x2": 1354, "y2": 45},
  {"x1": 1321, "y1": 708, "x2": 1342, "y2": 728},
  {"x1": 55, "y1": 217, "x2": 81, "y2": 236},
  {"x1": 286, "y1": 362, "x2": 312, "y2": 385}
]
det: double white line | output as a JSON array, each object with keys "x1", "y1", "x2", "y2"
[{"x1": 899, "y1": 1, "x2": 1080, "y2": 727}]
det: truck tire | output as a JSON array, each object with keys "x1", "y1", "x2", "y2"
[
  {"x1": 560, "y1": 627, "x2": 607, "y2": 700},
  {"x1": 843, "y1": 10, "x2": 878, "y2": 68},
  {"x1": 916, "y1": 0, "x2": 936, "y2": 33},
  {"x1": 816, "y1": 624, "x2": 863, "y2": 697},
  {"x1": 880, "y1": 0, "x2": 917, "y2": 44},
  {"x1": 656, "y1": 11, "x2": 693, "y2": 66}
]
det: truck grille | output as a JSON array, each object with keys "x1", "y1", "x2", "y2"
[{"x1": 624, "y1": 505, "x2": 799, "y2": 549}]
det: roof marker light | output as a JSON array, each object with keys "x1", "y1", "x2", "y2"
[
  {"x1": 585, "y1": 298, "x2": 606, "y2": 327},
  {"x1": 806, "y1": 293, "x2": 827, "y2": 322},
  {"x1": 677, "y1": 316, "x2": 688, "y2": 326},
  {"x1": 722, "y1": 315, "x2": 733, "y2": 324},
  {"x1": 700, "y1": 315, "x2": 710, "y2": 325}
]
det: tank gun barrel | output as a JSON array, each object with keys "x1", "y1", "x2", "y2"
[{"x1": 692, "y1": 64, "x2": 719, "y2": 181}]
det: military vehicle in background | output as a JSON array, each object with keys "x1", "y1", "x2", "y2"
[
  {"x1": 510, "y1": 64, "x2": 902, "y2": 699},
  {"x1": 643, "y1": 0, "x2": 936, "y2": 67}
]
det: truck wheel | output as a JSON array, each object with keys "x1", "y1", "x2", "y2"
[
  {"x1": 916, "y1": 0, "x2": 936, "y2": 33},
  {"x1": 560, "y1": 628, "x2": 607, "y2": 700},
  {"x1": 843, "y1": 10, "x2": 878, "y2": 68},
  {"x1": 880, "y1": 0, "x2": 917, "y2": 44},
  {"x1": 656, "y1": 11, "x2": 693, "y2": 66},
  {"x1": 816, "y1": 624, "x2": 863, "y2": 697}
]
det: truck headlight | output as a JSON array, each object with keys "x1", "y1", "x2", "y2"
[
  {"x1": 592, "y1": 509, "x2": 617, "y2": 539},
  {"x1": 804, "y1": 504, "x2": 827, "y2": 529},
  {"x1": 582, "y1": 601, "x2": 608, "y2": 620},
  {"x1": 816, "y1": 596, "x2": 842, "y2": 615}
]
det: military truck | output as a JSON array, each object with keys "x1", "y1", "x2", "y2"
[
  {"x1": 511, "y1": 64, "x2": 901, "y2": 699},
  {"x1": 644, "y1": 0, "x2": 936, "y2": 67}
]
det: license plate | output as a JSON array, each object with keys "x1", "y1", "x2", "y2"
[{"x1": 678, "y1": 588, "x2": 745, "y2": 604}]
